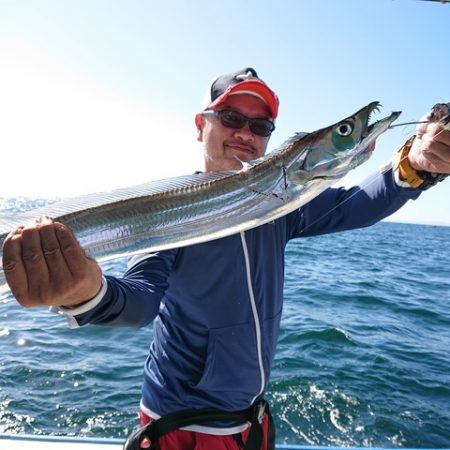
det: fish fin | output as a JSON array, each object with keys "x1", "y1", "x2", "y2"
[
  {"x1": 233, "y1": 155, "x2": 247, "y2": 170},
  {"x1": 235, "y1": 156, "x2": 266, "y2": 171},
  {"x1": 0, "y1": 171, "x2": 238, "y2": 234},
  {"x1": 268, "y1": 132, "x2": 310, "y2": 156}
]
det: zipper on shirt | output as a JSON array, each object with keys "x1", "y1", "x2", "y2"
[{"x1": 239, "y1": 231, "x2": 265, "y2": 403}]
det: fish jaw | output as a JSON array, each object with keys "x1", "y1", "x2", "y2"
[
  {"x1": 289, "y1": 102, "x2": 401, "y2": 181},
  {"x1": 346, "y1": 109, "x2": 402, "y2": 170}
]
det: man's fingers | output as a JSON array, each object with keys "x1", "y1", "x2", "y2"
[
  {"x1": 38, "y1": 217, "x2": 73, "y2": 283},
  {"x1": 417, "y1": 152, "x2": 450, "y2": 174},
  {"x1": 54, "y1": 222, "x2": 91, "y2": 277},
  {"x1": 417, "y1": 131, "x2": 450, "y2": 174},
  {"x1": 53, "y1": 222, "x2": 103, "y2": 303},
  {"x1": 417, "y1": 114, "x2": 450, "y2": 143},
  {"x1": 2, "y1": 226, "x2": 29, "y2": 303},
  {"x1": 20, "y1": 223, "x2": 51, "y2": 297},
  {"x1": 2, "y1": 219, "x2": 102, "y2": 307}
]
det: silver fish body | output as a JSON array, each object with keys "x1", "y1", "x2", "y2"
[{"x1": 0, "y1": 102, "x2": 400, "y2": 289}]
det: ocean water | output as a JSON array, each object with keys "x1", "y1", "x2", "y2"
[{"x1": 0, "y1": 201, "x2": 449, "y2": 447}]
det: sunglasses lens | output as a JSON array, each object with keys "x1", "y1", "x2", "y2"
[
  {"x1": 249, "y1": 119, "x2": 274, "y2": 137},
  {"x1": 217, "y1": 110, "x2": 275, "y2": 137},
  {"x1": 220, "y1": 110, "x2": 247, "y2": 129}
]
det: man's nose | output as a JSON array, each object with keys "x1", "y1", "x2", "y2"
[{"x1": 233, "y1": 122, "x2": 254, "y2": 141}]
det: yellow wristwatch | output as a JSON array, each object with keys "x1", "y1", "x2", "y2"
[{"x1": 393, "y1": 136, "x2": 448, "y2": 190}]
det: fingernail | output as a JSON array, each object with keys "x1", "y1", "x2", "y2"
[
  {"x1": 9, "y1": 226, "x2": 24, "y2": 237},
  {"x1": 55, "y1": 224, "x2": 65, "y2": 234}
]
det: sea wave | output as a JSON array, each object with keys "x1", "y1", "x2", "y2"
[{"x1": 0, "y1": 198, "x2": 449, "y2": 446}]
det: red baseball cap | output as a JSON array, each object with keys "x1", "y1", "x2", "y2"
[{"x1": 204, "y1": 67, "x2": 279, "y2": 119}]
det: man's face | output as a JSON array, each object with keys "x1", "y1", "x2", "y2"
[{"x1": 195, "y1": 94, "x2": 273, "y2": 172}]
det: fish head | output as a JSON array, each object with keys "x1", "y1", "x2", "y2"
[{"x1": 292, "y1": 102, "x2": 401, "y2": 180}]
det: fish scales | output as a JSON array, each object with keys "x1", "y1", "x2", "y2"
[
  {"x1": 66, "y1": 167, "x2": 283, "y2": 257},
  {"x1": 0, "y1": 102, "x2": 400, "y2": 292}
]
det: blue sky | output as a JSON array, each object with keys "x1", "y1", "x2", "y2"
[{"x1": 0, "y1": 0, "x2": 449, "y2": 225}]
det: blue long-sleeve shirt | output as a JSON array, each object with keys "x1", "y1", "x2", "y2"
[{"x1": 55, "y1": 165, "x2": 420, "y2": 432}]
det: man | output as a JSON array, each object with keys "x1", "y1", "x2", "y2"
[{"x1": 3, "y1": 68, "x2": 450, "y2": 450}]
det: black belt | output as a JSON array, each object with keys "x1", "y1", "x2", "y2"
[{"x1": 123, "y1": 401, "x2": 275, "y2": 450}]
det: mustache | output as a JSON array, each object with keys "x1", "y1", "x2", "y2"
[{"x1": 223, "y1": 140, "x2": 258, "y2": 153}]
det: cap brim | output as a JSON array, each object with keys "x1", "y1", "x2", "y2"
[{"x1": 208, "y1": 80, "x2": 279, "y2": 119}]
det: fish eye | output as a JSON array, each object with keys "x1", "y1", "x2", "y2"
[{"x1": 335, "y1": 121, "x2": 354, "y2": 137}]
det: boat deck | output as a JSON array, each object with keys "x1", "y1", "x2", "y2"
[{"x1": 1, "y1": 434, "x2": 449, "y2": 450}]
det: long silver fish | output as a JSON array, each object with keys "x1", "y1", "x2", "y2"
[{"x1": 0, "y1": 102, "x2": 400, "y2": 291}]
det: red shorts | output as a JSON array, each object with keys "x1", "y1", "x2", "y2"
[{"x1": 139, "y1": 410, "x2": 271, "y2": 450}]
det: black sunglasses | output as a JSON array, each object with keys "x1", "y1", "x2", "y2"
[{"x1": 202, "y1": 109, "x2": 275, "y2": 137}]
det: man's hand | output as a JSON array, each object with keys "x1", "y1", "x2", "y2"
[
  {"x1": 408, "y1": 102, "x2": 450, "y2": 174},
  {"x1": 2, "y1": 216, "x2": 102, "y2": 308}
]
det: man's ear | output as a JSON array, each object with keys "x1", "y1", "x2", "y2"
[{"x1": 195, "y1": 113, "x2": 205, "y2": 142}]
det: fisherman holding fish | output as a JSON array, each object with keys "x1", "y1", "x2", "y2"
[{"x1": 2, "y1": 68, "x2": 450, "y2": 450}]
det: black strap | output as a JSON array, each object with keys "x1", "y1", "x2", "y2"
[
  {"x1": 266, "y1": 403, "x2": 276, "y2": 450},
  {"x1": 241, "y1": 402, "x2": 275, "y2": 450},
  {"x1": 123, "y1": 401, "x2": 275, "y2": 450},
  {"x1": 241, "y1": 402, "x2": 264, "y2": 450}
]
